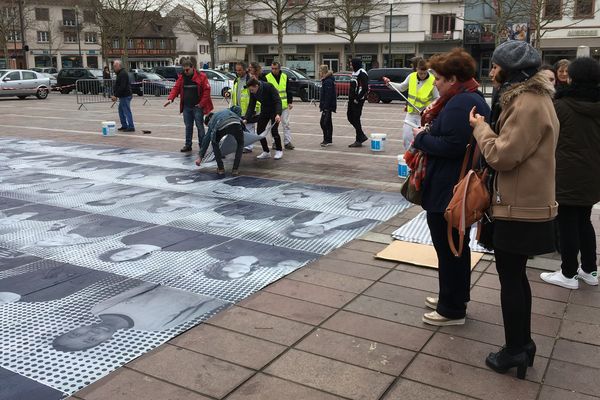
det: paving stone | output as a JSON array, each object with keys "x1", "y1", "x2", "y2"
[
  {"x1": 238, "y1": 291, "x2": 337, "y2": 325},
  {"x1": 402, "y1": 354, "x2": 540, "y2": 400},
  {"x1": 207, "y1": 306, "x2": 313, "y2": 345},
  {"x1": 169, "y1": 324, "x2": 286, "y2": 370},
  {"x1": 287, "y1": 268, "x2": 374, "y2": 293},
  {"x1": 363, "y1": 282, "x2": 435, "y2": 308},
  {"x1": 570, "y1": 288, "x2": 600, "y2": 308},
  {"x1": 380, "y1": 270, "x2": 440, "y2": 292},
  {"x1": 322, "y1": 310, "x2": 432, "y2": 352},
  {"x1": 421, "y1": 332, "x2": 549, "y2": 383},
  {"x1": 565, "y1": 303, "x2": 600, "y2": 325},
  {"x1": 560, "y1": 320, "x2": 600, "y2": 346},
  {"x1": 470, "y1": 286, "x2": 566, "y2": 318},
  {"x1": 544, "y1": 359, "x2": 600, "y2": 397},
  {"x1": 538, "y1": 385, "x2": 600, "y2": 400},
  {"x1": 227, "y1": 373, "x2": 344, "y2": 400},
  {"x1": 265, "y1": 349, "x2": 394, "y2": 400},
  {"x1": 394, "y1": 262, "x2": 440, "y2": 277},
  {"x1": 128, "y1": 344, "x2": 254, "y2": 398},
  {"x1": 527, "y1": 256, "x2": 561, "y2": 271},
  {"x1": 325, "y1": 247, "x2": 398, "y2": 269},
  {"x1": 475, "y1": 273, "x2": 501, "y2": 290},
  {"x1": 296, "y1": 328, "x2": 415, "y2": 375},
  {"x1": 381, "y1": 379, "x2": 477, "y2": 400},
  {"x1": 264, "y1": 279, "x2": 356, "y2": 308},
  {"x1": 358, "y1": 231, "x2": 393, "y2": 244},
  {"x1": 344, "y1": 295, "x2": 435, "y2": 330},
  {"x1": 74, "y1": 369, "x2": 211, "y2": 400},
  {"x1": 552, "y1": 339, "x2": 600, "y2": 369},
  {"x1": 343, "y1": 240, "x2": 389, "y2": 253},
  {"x1": 530, "y1": 280, "x2": 571, "y2": 302},
  {"x1": 309, "y1": 257, "x2": 389, "y2": 280}
]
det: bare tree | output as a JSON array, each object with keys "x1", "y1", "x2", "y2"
[
  {"x1": 233, "y1": 0, "x2": 311, "y2": 64},
  {"x1": 309, "y1": 0, "x2": 389, "y2": 58},
  {"x1": 0, "y1": 0, "x2": 32, "y2": 68}
]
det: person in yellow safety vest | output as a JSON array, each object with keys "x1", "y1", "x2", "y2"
[
  {"x1": 265, "y1": 62, "x2": 295, "y2": 150},
  {"x1": 230, "y1": 61, "x2": 260, "y2": 153},
  {"x1": 383, "y1": 58, "x2": 439, "y2": 150}
]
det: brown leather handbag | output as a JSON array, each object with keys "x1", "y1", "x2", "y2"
[{"x1": 444, "y1": 141, "x2": 491, "y2": 257}]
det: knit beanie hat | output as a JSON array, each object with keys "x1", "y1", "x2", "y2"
[
  {"x1": 351, "y1": 58, "x2": 363, "y2": 72},
  {"x1": 491, "y1": 41, "x2": 541, "y2": 72}
]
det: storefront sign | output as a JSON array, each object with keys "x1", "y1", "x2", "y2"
[
  {"x1": 568, "y1": 30, "x2": 598, "y2": 36},
  {"x1": 390, "y1": 43, "x2": 416, "y2": 54},
  {"x1": 268, "y1": 45, "x2": 297, "y2": 54},
  {"x1": 464, "y1": 24, "x2": 481, "y2": 44}
]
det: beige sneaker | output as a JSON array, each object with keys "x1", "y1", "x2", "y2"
[
  {"x1": 422, "y1": 311, "x2": 465, "y2": 326},
  {"x1": 425, "y1": 297, "x2": 438, "y2": 310}
]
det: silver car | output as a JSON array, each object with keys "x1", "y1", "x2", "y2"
[{"x1": 0, "y1": 69, "x2": 51, "y2": 100}]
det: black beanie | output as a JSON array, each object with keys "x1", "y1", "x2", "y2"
[
  {"x1": 351, "y1": 58, "x2": 362, "y2": 72},
  {"x1": 568, "y1": 57, "x2": 600, "y2": 86},
  {"x1": 492, "y1": 41, "x2": 541, "y2": 72}
]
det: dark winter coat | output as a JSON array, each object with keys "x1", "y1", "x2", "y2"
[
  {"x1": 113, "y1": 68, "x2": 132, "y2": 98},
  {"x1": 319, "y1": 72, "x2": 337, "y2": 112},
  {"x1": 349, "y1": 69, "x2": 368, "y2": 103},
  {"x1": 554, "y1": 86, "x2": 600, "y2": 206},
  {"x1": 245, "y1": 81, "x2": 282, "y2": 120},
  {"x1": 413, "y1": 91, "x2": 490, "y2": 213}
]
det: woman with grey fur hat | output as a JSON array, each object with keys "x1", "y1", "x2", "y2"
[{"x1": 469, "y1": 40, "x2": 560, "y2": 380}]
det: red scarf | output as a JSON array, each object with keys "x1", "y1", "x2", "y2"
[{"x1": 420, "y1": 78, "x2": 480, "y2": 126}]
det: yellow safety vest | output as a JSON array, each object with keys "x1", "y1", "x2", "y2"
[
  {"x1": 232, "y1": 77, "x2": 260, "y2": 114},
  {"x1": 407, "y1": 72, "x2": 436, "y2": 114},
  {"x1": 266, "y1": 72, "x2": 288, "y2": 109}
]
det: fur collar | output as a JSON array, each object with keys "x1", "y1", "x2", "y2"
[{"x1": 500, "y1": 73, "x2": 555, "y2": 107}]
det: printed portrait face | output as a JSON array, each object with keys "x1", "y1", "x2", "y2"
[
  {"x1": 204, "y1": 255, "x2": 260, "y2": 280},
  {"x1": 106, "y1": 244, "x2": 161, "y2": 263},
  {"x1": 287, "y1": 224, "x2": 326, "y2": 239},
  {"x1": 207, "y1": 214, "x2": 245, "y2": 229},
  {"x1": 37, "y1": 182, "x2": 95, "y2": 194},
  {"x1": 53, "y1": 323, "x2": 115, "y2": 352},
  {"x1": 0, "y1": 212, "x2": 38, "y2": 226},
  {"x1": 36, "y1": 233, "x2": 89, "y2": 247},
  {"x1": 0, "y1": 292, "x2": 21, "y2": 303}
]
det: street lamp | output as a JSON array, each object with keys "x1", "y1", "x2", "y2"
[
  {"x1": 75, "y1": 6, "x2": 82, "y2": 67},
  {"x1": 388, "y1": 0, "x2": 392, "y2": 68}
]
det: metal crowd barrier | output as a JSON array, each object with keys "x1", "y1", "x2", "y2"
[
  {"x1": 76, "y1": 79, "x2": 115, "y2": 110},
  {"x1": 305, "y1": 81, "x2": 350, "y2": 107}
]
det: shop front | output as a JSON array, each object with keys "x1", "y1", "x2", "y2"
[{"x1": 382, "y1": 43, "x2": 416, "y2": 68}]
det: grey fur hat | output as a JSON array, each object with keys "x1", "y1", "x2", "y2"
[{"x1": 492, "y1": 40, "x2": 541, "y2": 72}]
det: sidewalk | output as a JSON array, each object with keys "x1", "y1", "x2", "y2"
[{"x1": 69, "y1": 206, "x2": 600, "y2": 400}]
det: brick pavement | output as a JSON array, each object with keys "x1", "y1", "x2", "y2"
[{"x1": 1, "y1": 94, "x2": 599, "y2": 400}]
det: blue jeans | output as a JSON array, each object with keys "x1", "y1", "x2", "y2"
[
  {"x1": 182, "y1": 106, "x2": 205, "y2": 147},
  {"x1": 118, "y1": 96, "x2": 134, "y2": 129}
]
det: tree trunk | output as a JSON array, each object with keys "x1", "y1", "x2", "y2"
[
  {"x1": 121, "y1": 35, "x2": 128, "y2": 68},
  {"x1": 209, "y1": 34, "x2": 217, "y2": 68},
  {"x1": 277, "y1": 12, "x2": 284, "y2": 64},
  {"x1": 349, "y1": 39, "x2": 356, "y2": 58}
]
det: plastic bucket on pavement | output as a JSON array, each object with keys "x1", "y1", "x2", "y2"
[
  {"x1": 370, "y1": 133, "x2": 386, "y2": 151},
  {"x1": 101, "y1": 121, "x2": 116, "y2": 136},
  {"x1": 398, "y1": 155, "x2": 409, "y2": 178}
]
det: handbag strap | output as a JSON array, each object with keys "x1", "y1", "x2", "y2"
[{"x1": 458, "y1": 137, "x2": 481, "y2": 181}]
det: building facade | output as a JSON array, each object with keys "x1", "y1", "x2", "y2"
[
  {"x1": 167, "y1": 5, "x2": 213, "y2": 67},
  {"x1": 227, "y1": 0, "x2": 464, "y2": 77}
]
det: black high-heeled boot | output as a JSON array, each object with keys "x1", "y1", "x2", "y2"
[
  {"x1": 524, "y1": 341, "x2": 536, "y2": 367},
  {"x1": 485, "y1": 347, "x2": 529, "y2": 380}
]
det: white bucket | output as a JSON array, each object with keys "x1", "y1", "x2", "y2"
[
  {"x1": 370, "y1": 133, "x2": 387, "y2": 152},
  {"x1": 101, "y1": 121, "x2": 116, "y2": 136},
  {"x1": 398, "y1": 155, "x2": 409, "y2": 178}
]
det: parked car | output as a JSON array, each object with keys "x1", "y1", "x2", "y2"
[
  {"x1": 151, "y1": 66, "x2": 182, "y2": 81},
  {"x1": 0, "y1": 69, "x2": 51, "y2": 100},
  {"x1": 366, "y1": 68, "x2": 412, "y2": 103},
  {"x1": 261, "y1": 66, "x2": 321, "y2": 102},
  {"x1": 200, "y1": 69, "x2": 234, "y2": 97},
  {"x1": 333, "y1": 71, "x2": 352, "y2": 97},
  {"x1": 31, "y1": 67, "x2": 58, "y2": 77},
  {"x1": 129, "y1": 71, "x2": 175, "y2": 96},
  {"x1": 56, "y1": 68, "x2": 104, "y2": 94},
  {"x1": 39, "y1": 72, "x2": 58, "y2": 90}
]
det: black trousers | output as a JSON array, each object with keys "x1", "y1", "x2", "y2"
[
  {"x1": 320, "y1": 110, "x2": 333, "y2": 143},
  {"x1": 426, "y1": 212, "x2": 471, "y2": 319},
  {"x1": 257, "y1": 114, "x2": 281, "y2": 152},
  {"x1": 346, "y1": 101, "x2": 367, "y2": 143},
  {"x1": 494, "y1": 248, "x2": 532, "y2": 353},
  {"x1": 558, "y1": 204, "x2": 597, "y2": 278},
  {"x1": 212, "y1": 124, "x2": 244, "y2": 171}
]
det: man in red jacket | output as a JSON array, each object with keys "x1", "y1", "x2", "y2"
[{"x1": 164, "y1": 59, "x2": 214, "y2": 152}]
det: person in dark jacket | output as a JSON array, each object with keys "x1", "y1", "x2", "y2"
[
  {"x1": 165, "y1": 59, "x2": 214, "y2": 152},
  {"x1": 541, "y1": 57, "x2": 600, "y2": 289},
  {"x1": 196, "y1": 106, "x2": 245, "y2": 176},
  {"x1": 347, "y1": 58, "x2": 369, "y2": 147},
  {"x1": 319, "y1": 64, "x2": 336, "y2": 147},
  {"x1": 243, "y1": 78, "x2": 283, "y2": 160},
  {"x1": 111, "y1": 60, "x2": 134, "y2": 132},
  {"x1": 412, "y1": 48, "x2": 490, "y2": 327},
  {"x1": 102, "y1": 65, "x2": 111, "y2": 97}
]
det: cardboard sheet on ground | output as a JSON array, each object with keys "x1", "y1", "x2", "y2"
[{"x1": 376, "y1": 240, "x2": 483, "y2": 269}]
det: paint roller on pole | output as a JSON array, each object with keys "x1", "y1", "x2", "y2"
[{"x1": 386, "y1": 80, "x2": 424, "y2": 114}]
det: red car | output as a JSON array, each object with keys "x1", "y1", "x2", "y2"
[{"x1": 333, "y1": 71, "x2": 352, "y2": 97}]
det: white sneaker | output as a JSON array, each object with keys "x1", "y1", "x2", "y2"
[
  {"x1": 274, "y1": 150, "x2": 283, "y2": 160},
  {"x1": 577, "y1": 267, "x2": 599, "y2": 286},
  {"x1": 256, "y1": 151, "x2": 271, "y2": 160},
  {"x1": 540, "y1": 271, "x2": 579, "y2": 289}
]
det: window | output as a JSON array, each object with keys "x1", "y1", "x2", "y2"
[
  {"x1": 64, "y1": 32, "x2": 77, "y2": 43},
  {"x1": 544, "y1": 0, "x2": 562, "y2": 18},
  {"x1": 22, "y1": 71, "x2": 36, "y2": 80},
  {"x1": 350, "y1": 17, "x2": 370, "y2": 32},
  {"x1": 574, "y1": 0, "x2": 594, "y2": 17},
  {"x1": 37, "y1": 31, "x2": 49, "y2": 43},
  {"x1": 385, "y1": 15, "x2": 408, "y2": 32},
  {"x1": 145, "y1": 39, "x2": 154, "y2": 49},
  {"x1": 8, "y1": 30, "x2": 21, "y2": 41},
  {"x1": 199, "y1": 44, "x2": 208, "y2": 53},
  {"x1": 286, "y1": 18, "x2": 306, "y2": 34},
  {"x1": 253, "y1": 19, "x2": 273, "y2": 34},
  {"x1": 431, "y1": 14, "x2": 456, "y2": 38},
  {"x1": 83, "y1": 10, "x2": 96, "y2": 23},
  {"x1": 62, "y1": 9, "x2": 76, "y2": 26},
  {"x1": 112, "y1": 38, "x2": 120, "y2": 48},
  {"x1": 229, "y1": 20, "x2": 241, "y2": 36},
  {"x1": 160, "y1": 39, "x2": 166, "y2": 49},
  {"x1": 318, "y1": 18, "x2": 335, "y2": 33},
  {"x1": 127, "y1": 39, "x2": 134, "y2": 49},
  {"x1": 84, "y1": 32, "x2": 97, "y2": 43},
  {"x1": 6, "y1": 71, "x2": 20, "y2": 81},
  {"x1": 35, "y1": 8, "x2": 49, "y2": 21}
]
